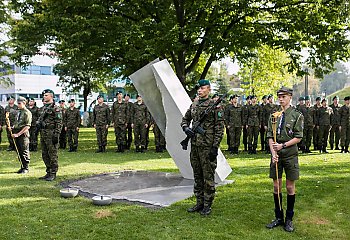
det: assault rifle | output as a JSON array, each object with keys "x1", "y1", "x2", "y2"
[{"x1": 180, "y1": 94, "x2": 227, "y2": 150}]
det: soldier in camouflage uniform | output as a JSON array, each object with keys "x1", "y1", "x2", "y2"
[
  {"x1": 339, "y1": 96, "x2": 350, "y2": 153},
  {"x1": 111, "y1": 91, "x2": 129, "y2": 152},
  {"x1": 242, "y1": 96, "x2": 252, "y2": 151},
  {"x1": 0, "y1": 105, "x2": 4, "y2": 145},
  {"x1": 303, "y1": 96, "x2": 315, "y2": 153},
  {"x1": 313, "y1": 97, "x2": 322, "y2": 150},
  {"x1": 92, "y1": 95, "x2": 110, "y2": 153},
  {"x1": 260, "y1": 95, "x2": 268, "y2": 151},
  {"x1": 37, "y1": 89, "x2": 62, "y2": 181},
  {"x1": 224, "y1": 94, "x2": 243, "y2": 154},
  {"x1": 181, "y1": 79, "x2": 224, "y2": 216},
  {"x1": 64, "y1": 99, "x2": 81, "y2": 152},
  {"x1": 266, "y1": 86, "x2": 303, "y2": 232},
  {"x1": 316, "y1": 99, "x2": 333, "y2": 153},
  {"x1": 151, "y1": 117, "x2": 166, "y2": 152},
  {"x1": 5, "y1": 96, "x2": 18, "y2": 151},
  {"x1": 245, "y1": 95, "x2": 262, "y2": 154},
  {"x1": 329, "y1": 96, "x2": 341, "y2": 150},
  {"x1": 132, "y1": 95, "x2": 150, "y2": 153},
  {"x1": 11, "y1": 97, "x2": 32, "y2": 174},
  {"x1": 58, "y1": 100, "x2": 67, "y2": 149},
  {"x1": 28, "y1": 98, "x2": 39, "y2": 151},
  {"x1": 124, "y1": 94, "x2": 133, "y2": 150}
]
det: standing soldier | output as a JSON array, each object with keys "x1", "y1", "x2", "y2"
[
  {"x1": 224, "y1": 95, "x2": 243, "y2": 154},
  {"x1": 28, "y1": 98, "x2": 39, "y2": 151},
  {"x1": 303, "y1": 96, "x2": 315, "y2": 153},
  {"x1": 58, "y1": 100, "x2": 67, "y2": 149},
  {"x1": 181, "y1": 79, "x2": 224, "y2": 216},
  {"x1": 37, "y1": 89, "x2": 62, "y2": 181},
  {"x1": 316, "y1": 99, "x2": 333, "y2": 153},
  {"x1": 242, "y1": 96, "x2": 251, "y2": 152},
  {"x1": 0, "y1": 104, "x2": 4, "y2": 145},
  {"x1": 5, "y1": 96, "x2": 18, "y2": 151},
  {"x1": 124, "y1": 94, "x2": 133, "y2": 150},
  {"x1": 245, "y1": 95, "x2": 262, "y2": 154},
  {"x1": 329, "y1": 96, "x2": 341, "y2": 150},
  {"x1": 266, "y1": 86, "x2": 303, "y2": 232},
  {"x1": 263, "y1": 94, "x2": 280, "y2": 153},
  {"x1": 11, "y1": 97, "x2": 32, "y2": 174},
  {"x1": 111, "y1": 91, "x2": 129, "y2": 152},
  {"x1": 131, "y1": 95, "x2": 150, "y2": 153},
  {"x1": 339, "y1": 96, "x2": 350, "y2": 153},
  {"x1": 260, "y1": 95, "x2": 268, "y2": 151},
  {"x1": 151, "y1": 118, "x2": 166, "y2": 152},
  {"x1": 313, "y1": 97, "x2": 322, "y2": 150},
  {"x1": 296, "y1": 97, "x2": 307, "y2": 152},
  {"x1": 92, "y1": 95, "x2": 110, "y2": 153},
  {"x1": 64, "y1": 99, "x2": 81, "y2": 152}
]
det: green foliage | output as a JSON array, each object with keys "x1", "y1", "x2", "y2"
[
  {"x1": 321, "y1": 62, "x2": 350, "y2": 95},
  {"x1": 239, "y1": 45, "x2": 300, "y2": 98},
  {"x1": 7, "y1": 0, "x2": 350, "y2": 92},
  {"x1": 0, "y1": 128, "x2": 350, "y2": 239}
]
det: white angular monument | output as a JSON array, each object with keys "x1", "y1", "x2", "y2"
[{"x1": 129, "y1": 59, "x2": 232, "y2": 182}]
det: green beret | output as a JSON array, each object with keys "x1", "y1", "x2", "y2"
[
  {"x1": 262, "y1": 95, "x2": 267, "y2": 100},
  {"x1": 7, "y1": 95, "x2": 15, "y2": 101},
  {"x1": 298, "y1": 96, "x2": 305, "y2": 101},
  {"x1": 97, "y1": 95, "x2": 104, "y2": 100},
  {"x1": 277, "y1": 86, "x2": 293, "y2": 95},
  {"x1": 304, "y1": 96, "x2": 310, "y2": 101},
  {"x1": 344, "y1": 96, "x2": 350, "y2": 101},
  {"x1": 332, "y1": 96, "x2": 339, "y2": 101},
  {"x1": 197, "y1": 79, "x2": 211, "y2": 87},
  {"x1": 42, "y1": 89, "x2": 54, "y2": 95},
  {"x1": 316, "y1": 97, "x2": 321, "y2": 101},
  {"x1": 68, "y1": 99, "x2": 75, "y2": 103},
  {"x1": 267, "y1": 94, "x2": 273, "y2": 99},
  {"x1": 321, "y1": 98, "x2": 327, "y2": 103},
  {"x1": 116, "y1": 91, "x2": 123, "y2": 96},
  {"x1": 17, "y1": 96, "x2": 27, "y2": 103},
  {"x1": 58, "y1": 100, "x2": 65, "y2": 103}
]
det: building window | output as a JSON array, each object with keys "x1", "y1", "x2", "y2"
[
  {"x1": 41, "y1": 66, "x2": 52, "y2": 75},
  {"x1": 20, "y1": 65, "x2": 53, "y2": 75}
]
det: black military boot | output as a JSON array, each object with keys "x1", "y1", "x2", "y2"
[
  {"x1": 140, "y1": 146, "x2": 145, "y2": 153},
  {"x1": 341, "y1": 146, "x2": 345, "y2": 153},
  {"x1": 330, "y1": 144, "x2": 334, "y2": 150},
  {"x1": 39, "y1": 172, "x2": 50, "y2": 180},
  {"x1": 335, "y1": 145, "x2": 340, "y2": 150},
  {"x1": 45, "y1": 173, "x2": 56, "y2": 181},
  {"x1": 187, "y1": 199, "x2": 204, "y2": 213},
  {"x1": 95, "y1": 146, "x2": 103, "y2": 153},
  {"x1": 323, "y1": 147, "x2": 329, "y2": 153},
  {"x1": 102, "y1": 146, "x2": 106, "y2": 152},
  {"x1": 135, "y1": 146, "x2": 140, "y2": 152},
  {"x1": 68, "y1": 146, "x2": 73, "y2": 152},
  {"x1": 73, "y1": 146, "x2": 78, "y2": 152},
  {"x1": 248, "y1": 147, "x2": 252, "y2": 154},
  {"x1": 266, "y1": 209, "x2": 284, "y2": 229},
  {"x1": 116, "y1": 145, "x2": 121, "y2": 152},
  {"x1": 120, "y1": 145, "x2": 125, "y2": 153},
  {"x1": 345, "y1": 146, "x2": 349, "y2": 153},
  {"x1": 200, "y1": 203, "x2": 212, "y2": 216},
  {"x1": 17, "y1": 168, "x2": 29, "y2": 174},
  {"x1": 244, "y1": 145, "x2": 247, "y2": 151},
  {"x1": 284, "y1": 210, "x2": 295, "y2": 232}
]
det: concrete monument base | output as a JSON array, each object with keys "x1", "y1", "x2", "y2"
[{"x1": 65, "y1": 171, "x2": 233, "y2": 207}]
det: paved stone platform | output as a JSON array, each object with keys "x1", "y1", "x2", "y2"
[{"x1": 66, "y1": 171, "x2": 233, "y2": 207}]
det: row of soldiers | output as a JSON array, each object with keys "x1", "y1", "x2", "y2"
[{"x1": 223, "y1": 94, "x2": 349, "y2": 154}]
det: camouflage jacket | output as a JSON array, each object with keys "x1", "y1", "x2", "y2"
[
  {"x1": 244, "y1": 104, "x2": 262, "y2": 127},
  {"x1": 316, "y1": 106, "x2": 333, "y2": 126},
  {"x1": 64, "y1": 107, "x2": 81, "y2": 129},
  {"x1": 132, "y1": 102, "x2": 150, "y2": 125},
  {"x1": 329, "y1": 103, "x2": 341, "y2": 126},
  {"x1": 339, "y1": 105, "x2": 350, "y2": 127},
  {"x1": 13, "y1": 107, "x2": 32, "y2": 131},
  {"x1": 5, "y1": 104, "x2": 18, "y2": 125},
  {"x1": 111, "y1": 101, "x2": 129, "y2": 125},
  {"x1": 38, "y1": 102, "x2": 63, "y2": 136},
  {"x1": 267, "y1": 106, "x2": 304, "y2": 143},
  {"x1": 224, "y1": 103, "x2": 243, "y2": 127},
  {"x1": 28, "y1": 106, "x2": 40, "y2": 127},
  {"x1": 0, "y1": 105, "x2": 4, "y2": 126},
  {"x1": 125, "y1": 101, "x2": 134, "y2": 124},
  {"x1": 92, "y1": 103, "x2": 111, "y2": 126},
  {"x1": 304, "y1": 106, "x2": 315, "y2": 127},
  {"x1": 181, "y1": 98, "x2": 224, "y2": 148}
]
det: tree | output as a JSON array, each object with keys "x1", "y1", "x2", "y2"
[
  {"x1": 0, "y1": 1, "x2": 12, "y2": 85},
  {"x1": 238, "y1": 45, "x2": 299, "y2": 98},
  {"x1": 8, "y1": 0, "x2": 350, "y2": 91},
  {"x1": 321, "y1": 62, "x2": 350, "y2": 95}
]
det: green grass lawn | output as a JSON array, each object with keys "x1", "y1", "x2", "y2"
[{"x1": 0, "y1": 128, "x2": 349, "y2": 240}]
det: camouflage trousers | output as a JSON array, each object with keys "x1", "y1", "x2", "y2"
[
  {"x1": 29, "y1": 126, "x2": 38, "y2": 149},
  {"x1": 340, "y1": 125, "x2": 350, "y2": 147},
  {"x1": 41, "y1": 129, "x2": 59, "y2": 174},
  {"x1": 318, "y1": 125, "x2": 330, "y2": 149},
  {"x1": 228, "y1": 126, "x2": 242, "y2": 148},
  {"x1": 126, "y1": 123, "x2": 133, "y2": 149},
  {"x1": 248, "y1": 126, "x2": 260, "y2": 149},
  {"x1": 190, "y1": 146, "x2": 216, "y2": 206},
  {"x1": 14, "y1": 130, "x2": 30, "y2": 169},
  {"x1": 6, "y1": 128, "x2": 15, "y2": 149},
  {"x1": 133, "y1": 123, "x2": 147, "y2": 147},
  {"x1": 313, "y1": 126, "x2": 319, "y2": 149},
  {"x1": 243, "y1": 127, "x2": 248, "y2": 148},
  {"x1": 59, "y1": 126, "x2": 66, "y2": 149},
  {"x1": 153, "y1": 125, "x2": 165, "y2": 147},
  {"x1": 67, "y1": 128, "x2": 79, "y2": 148},
  {"x1": 114, "y1": 124, "x2": 127, "y2": 145},
  {"x1": 303, "y1": 126, "x2": 313, "y2": 149},
  {"x1": 329, "y1": 125, "x2": 340, "y2": 148},
  {"x1": 95, "y1": 125, "x2": 108, "y2": 147}
]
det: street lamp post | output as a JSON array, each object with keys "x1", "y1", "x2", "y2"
[{"x1": 305, "y1": 68, "x2": 308, "y2": 97}]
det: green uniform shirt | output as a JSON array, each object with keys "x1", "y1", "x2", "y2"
[
  {"x1": 111, "y1": 100, "x2": 129, "y2": 125},
  {"x1": 316, "y1": 106, "x2": 333, "y2": 126},
  {"x1": 132, "y1": 102, "x2": 150, "y2": 125},
  {"x1": 245, "y1": 104, "x2": 262, "y2": 127},
  {"x1": 330, "y1": 103, "x2": 341, "y2": 126},
  {"x1": 39, "y1": 102, "x2": 63, "y2": 136},
  {"x1": 5, "y1": 104, "x2": 18, "y2": 125},
  {"x1": 64, "y1": 107, "x2": 81, "y2": 129},
  {"x1": 92, "y1": 103, "x2": 111, "y2": 126},
  {"x1": 28, "y1": 106, "x2": 40, "y2": 127},
  {"x1": 224, "y1": 103, "x2": 243, "y2": 127},
  {"x1": 339, "y1": 105, "x2": 350, "y2": 127},
  {"x1": 13, "y1": 107, "x2": 32, "y2": 130}
]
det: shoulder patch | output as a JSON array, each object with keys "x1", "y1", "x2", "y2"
[{"x1": 218, "y1": 111, "x2": 223, "y2": 118}]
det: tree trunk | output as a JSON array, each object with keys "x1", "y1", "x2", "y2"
[{"x1": 83, "y1": 82, "x2": 91, "y2": 112}]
